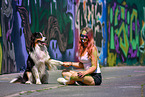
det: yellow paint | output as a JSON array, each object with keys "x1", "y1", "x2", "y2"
[
  {"x1": 140, "y1": 21, "x2": 145, "y2": 65},
  {"x1": 140, "y1": 21, "x2": 144, "y2": 45},
  {"x1": 0, "y1": 43, "x2": 2, "y2": 74},
  {"x1": 140, "y1": 38, "x2": 144, "y2": 45},
  {"x1": 119, "y1": 22, "x2": 129, "y2": 57},
  {"x1": 107, "y1": 43, "x2": 117, "y2": 66},
  {"x1": 115, "y1": 7, "x2": 119, "y2": 26},
  {"x1": 122, "y1": 1, "x2": 126, "y2": 6},
  {"x1": 82, "y1": 30, "x2": 87, "y2": 35}
]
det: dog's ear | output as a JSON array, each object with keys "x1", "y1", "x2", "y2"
[
  {"x1": 30, "y1": 33, "x2": 36, "y2": 52},
  {"x1": 31, "y1": 35, "x2": 35, "y2": 42}
]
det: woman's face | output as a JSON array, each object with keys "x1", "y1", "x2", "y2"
[{"x1": 80, "y1": 30, "x2": 88, "y2": 47}]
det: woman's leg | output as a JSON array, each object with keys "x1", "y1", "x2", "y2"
[
  {"x1": 62, "y1": 70, "x2": 95, "y2": 85},
  {"x1": 70, "y1": 72, "x2": 95, "y2": 85},
  {"x1": 61, "y1": 69, "x2": 76, "y2": 84}
]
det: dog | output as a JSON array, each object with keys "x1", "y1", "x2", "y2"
[{"x1": 10, "y1": 32, "x2": 63, "y2": 84}]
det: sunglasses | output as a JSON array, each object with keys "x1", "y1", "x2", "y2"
[{"x1": 80, "y1": 34, "x2": 88, "y2": 42}]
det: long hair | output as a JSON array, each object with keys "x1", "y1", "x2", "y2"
[{"x1": 78, "y1": 27, "x2": 96, "y2": 59}]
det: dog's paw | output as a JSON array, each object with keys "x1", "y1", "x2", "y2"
[{"x1": 25, "y1": 81, "x2": 32, "y2": 84}]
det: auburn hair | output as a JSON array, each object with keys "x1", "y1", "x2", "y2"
[{"x1": 78, "y1": 27, "x2": 96, "y2": 59}]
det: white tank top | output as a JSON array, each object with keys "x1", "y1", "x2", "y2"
[{"x1": 79, "y1": 52, "x2": 101, "y2": 73}]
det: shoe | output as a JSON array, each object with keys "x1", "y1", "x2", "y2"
[{"x1": 57, "y1": 77, "x2": 68, "y2": 85}]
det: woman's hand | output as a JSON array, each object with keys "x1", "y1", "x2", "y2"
[
  {"x1": 62, "y1": 62, "x2": 72, "y2": 67},
  {"x1": 77, "y1": 71, "x2": 87, "y2": 78}
]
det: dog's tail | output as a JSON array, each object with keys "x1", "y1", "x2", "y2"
[{"x1": 10, "y1": 76, "x2": 26, "y2": 84}]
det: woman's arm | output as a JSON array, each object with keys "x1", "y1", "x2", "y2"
[
  {"x1": 71, "y1": 62, "x2": 84, "y2": 68},
  {"x1": 62, "y1": 62, "x2": 84, "y2": 69}
]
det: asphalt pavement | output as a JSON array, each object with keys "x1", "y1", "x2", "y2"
[{"x1": 0, "y1": 66, "x2": 145, "y2": 97}]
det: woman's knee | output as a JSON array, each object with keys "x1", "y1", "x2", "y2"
[
  {"x1": 62, "y1": 69, "x2": 71, "y2": 77},
  {"x1": 62, "y1": 69, "x2": 70, "y2": 73},
  {"x1": 71, "y1": 72, "x2": 78, "y2": 80}
]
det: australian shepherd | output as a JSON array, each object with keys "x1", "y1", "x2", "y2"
[{"x1": 10, "y1": 32, "x2": 63, "y2": 84}]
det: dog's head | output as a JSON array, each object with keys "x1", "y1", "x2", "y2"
[{"x1": 30, "y1": 32, "x2": 47, "y2": 51}]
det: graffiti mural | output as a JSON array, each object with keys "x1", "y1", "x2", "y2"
[
  {"x1": 75, "y1": 0, "x2": 107, "y2": 65},
  {"x1": 1, "y1": 0, "x2": 145, "y2": 74},
  {"x1": 0, "y1": 0, "x2": 75, "y2": 74},
  {"x1": 18, "y1": 0, "x2": 74, "y2": 61},
  {"x1": 107, "y1": 0, "x2": 145, "y2": 66},
  {"x1": 1, "y1": 0, "x2": 17, "y2": 74},
  {"x1": 139, "y1": 7, "x2": 145, "y2": 65},
  {"x1": 75, "y1": 0, "x2": 103, "y2": 47}
]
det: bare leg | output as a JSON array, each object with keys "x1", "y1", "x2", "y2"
[
  {"x1": 61, "y1": 70, "x2": 75, "y2": 84},
  {"x1": 62, "y1": 70, "x2": 95, "y2": 85},
  {"x1": 71, "y1": 72, "x2": 95, "y2": 85}
]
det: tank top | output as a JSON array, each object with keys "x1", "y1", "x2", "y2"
[{"x1": 79, "y1": 52, "x2": 101, "y2": 73}]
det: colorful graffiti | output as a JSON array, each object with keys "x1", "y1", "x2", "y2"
[
  {"x1": 139, "y1": 7, "x2": 145, "y2": 65},
  {"x1": 107, "y1": 0, "x2": 143, "y2": 66},
  {"x1": 75, "y1": 0, "x2": 103, "y2": 47},
  {"x1": 0, "y1": 0, "x2": 75, "y2": 74},
  {"x1": 0, "y1": 0, "x2": 145, "y2": 74},
  {"x1": 18, "y1": 0, "x2": 74, "y2": 61},
  {"x1": 75, "y1": 0, "x2": 107, "y2": 65},
  {"x1": 1, "y1": 0, "x2": 17, "y2": 74}
]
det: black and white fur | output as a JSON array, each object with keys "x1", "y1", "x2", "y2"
[{"x1": 10, "y1": 32, "x2": 63, "y2": 84}]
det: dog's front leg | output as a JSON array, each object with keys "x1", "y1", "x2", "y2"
[
  {"x1": 32, "y1": 66, "x2": 42, "y2": 84},
  {"x1": 46, "y1": 59, "x2": 63, "y2": 70},
  {"x1": 25, "y1": 72, "x2": 33, "y2": 84}
]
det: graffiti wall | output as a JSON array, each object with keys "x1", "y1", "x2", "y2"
[
  {"x1": 0, "y1": 0, "x2": 145, "y2": 74},
  {"x1": 0, "y1": 0, "x2": 75, "y2": 74},
  {"x1": 0, "y1": 0, "x2": 107, "y2": 74},
  {"x1": 75, "y1": 0, "x2": 107, "y2": 65},
  {"x1": 107, "y1": 0, "x2": 145, "y2": 66},
  {"x1": 1, "y1": 0, "x2": 17, "y2": 74}
]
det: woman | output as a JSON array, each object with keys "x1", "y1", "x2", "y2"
[{"x1": 57, "y1": 27, "x2": 102, "y2": 85}]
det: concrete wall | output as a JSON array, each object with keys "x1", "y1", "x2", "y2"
[{"x1": 0, "y1": 0, "x2": 144, "y2": 74}]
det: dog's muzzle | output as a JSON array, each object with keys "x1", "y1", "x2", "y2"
[{"x1": 41, "y1": 37, "x2": 47, "y2": 41}]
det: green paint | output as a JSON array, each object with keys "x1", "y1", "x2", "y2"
[
  {"x1": 130, "y1": 9, "x2": 139, "y2": 50},
  {"x1": 110, "y1": 27, "x2": 115, "y2": 49},
  {"x1": 110, "y1": 8, "x2": 113, "y2": 24},
  {"x1": 120, "y1": 6, "x2": 125, "y2": 20},
  {"x1": 127, "y1": 11, "x2": 130, "y2": 24},
  {"x1": 115, "y1": 29, "x2": 118, "y2": 35},
  {"x1": 115, "y1": 6, "x2": 119, "y2": 26}
]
